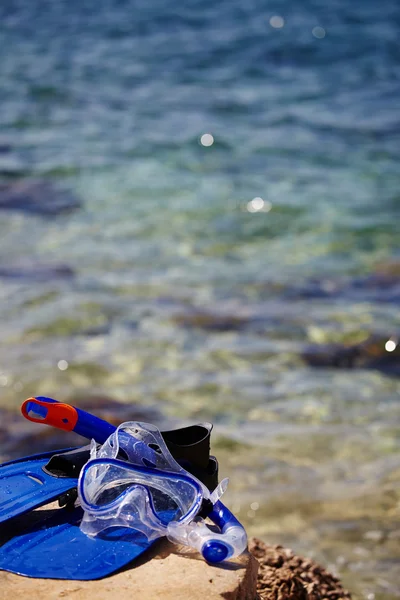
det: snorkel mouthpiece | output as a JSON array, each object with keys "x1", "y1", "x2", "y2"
[
  {"x1": 202, "y1": 541, "x2": 230, "y2": 564},
  {"x1": 166, "y1": 509, "x2": 247, "y2": 564}
]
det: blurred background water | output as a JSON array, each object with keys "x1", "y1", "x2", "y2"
[{"x1": 0, "y1": 0, "x2": 399, "y2": 597}]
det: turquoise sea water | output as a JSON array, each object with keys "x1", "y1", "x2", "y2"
[{"x1": 0, "y1": 0, "x2": 399, "y2": 597}]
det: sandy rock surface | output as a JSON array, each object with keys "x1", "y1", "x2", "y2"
[
  {"x1": 0, "y1": 540, "x2": 257, "y2": 600},
  {"x1": 0, "y1": 534, "x2": 353, "y2": 600}
]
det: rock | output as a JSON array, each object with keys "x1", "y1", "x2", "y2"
[
  {"x1": 281, "y1": 272, "x2": 400, "y2": 305},
  {"x1": 173, "y1": 309, "x2": 274, "y2": 334},
  {"x1": 348, "y1": 273, "x2": 400, "y2": 304},
  {"x1": 374, "y1": 260, "x2": 400, "y2": 278},
  {"x1": 0, "y1": 179, "x2": 81, "y2": 216},
  {"x1": 174, "y1": 310, "x2": 252, "y2": 332},
  {"x1": 0, "y1": 533, "x2": 258, "y2": 600},
  {"x1": 249, "y1": 538, "x2": 351, "y2": 600},
  {"x1": 0, "y1": 155, "x2": 28, "y2": 179},
  {"x1": 0, "y1": 142, "x2": 12, "y2": 154},
  {"x1": 0, "y1": 262, "x2": 74, "y2": 281},
  {"x1": 0, "y1": 532, "x2": 352, "y2": 600},
  {"x1": 302, "y1": 334, "x2": 400, "y2": 377}
]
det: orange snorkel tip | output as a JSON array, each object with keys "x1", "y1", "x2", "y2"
[{"x1": 21, "y1": 397, "x2": 79, "y2": 432}]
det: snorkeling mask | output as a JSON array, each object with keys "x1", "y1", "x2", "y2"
[{"x1": 78, "y1": 422, "x2": 247, "y2": 564}]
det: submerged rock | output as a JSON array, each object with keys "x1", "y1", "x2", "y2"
[
  {"x1": 174, "y1": 310, "x2": 252, "y2": 332},
  {"x1": 0, "y1": 262, "x2": 74, "y2": 281},
  {"x1": 282, "y1": 271, "x2": 400, "y2": 304},
  {"x1": 0, "y1": 179, "x2": 81, "y2": 216},
  {"x1": 302, "y1": 334, "x2": 400, "y2": 377},
  {"x1": 0, "y1": 142, "x2": 12, "y2": 154},
  {"x1": 173, "y1": 309, "x2": 275, "y2": 334},
  {"x1": 374, "y1": 260, "x2": 400, "y2": 278}
]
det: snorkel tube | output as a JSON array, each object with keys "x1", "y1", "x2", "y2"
[
  {"x1": 21, "y1": 397, "x2": 247, "y2": 564},
  {"x1": 21, "y1": 396, "x2": 158, "y2": 463},
  {"x1": 22, "y1": 396, "x2": 115, "y2": 442}
]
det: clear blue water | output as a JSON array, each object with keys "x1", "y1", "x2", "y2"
[{"x1": 0, "y1": 1, "x2": 399, "y2": 597}]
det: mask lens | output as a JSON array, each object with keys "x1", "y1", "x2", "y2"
[{"x1": 81, "y1": 460, "x2": 201, "y2": 523}]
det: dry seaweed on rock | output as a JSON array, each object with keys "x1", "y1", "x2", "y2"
[{"x1": 249, "y1": 538, "x2": 351, "y2": 600}]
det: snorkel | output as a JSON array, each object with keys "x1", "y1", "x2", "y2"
[
  {"x1": 21, "y1": 396, "x2": 158, "y2": 463},
  {"x1": 21, "y1": 397, "x2": 247, "y2": 565}
]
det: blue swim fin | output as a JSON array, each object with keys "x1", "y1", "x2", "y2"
[
  {"x1": 0, "y1": 448, "x2": 81, "y2": 525},
  {"x1": 0, "y1": 449, "x2": 179, "y2": 579},
  {"x1": 0, "y1": 505, "x2": 171, "y2": 580}
]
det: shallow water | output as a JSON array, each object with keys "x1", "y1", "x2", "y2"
[{"x1": 0, "y1": 0, "x2": 399, "y2": 597}]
